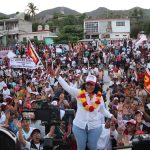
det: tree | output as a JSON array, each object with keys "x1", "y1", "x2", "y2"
[
  {"x1": 25, "y1": 2, "x2": 38, "y2": 21},
  {"x1": 130, "y1": 8, "x2": 144, "y2": 37}
]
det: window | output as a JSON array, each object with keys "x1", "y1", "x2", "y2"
[
  {"x1": 91, "y1": 35, "x2": 99, "y2": 39},
  {"x1": 85, "y1": 22, "x2": 98, "y2": 33},
  {"x1": 115, "y1": 35, "x2": 119, "y2": 36},
  {"x1": 85, "y1": 35, "x2": 90, "y2": 39},
  {"x1": 23, "y1": 37, "x2": 26, "y2": 41},
  {"x1": 123, "y1": 35, "x2": 127, "y2": 36},
  {"x1": 116, "y1": 21, "x2": 125, "y2": 26},
  {"x1": 34, "y1": 36, "x2": 38, "y2": 40}
]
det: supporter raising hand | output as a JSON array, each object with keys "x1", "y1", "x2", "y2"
[
  {"x1": 51, "y1": 64, "x2": 115, "y2": 150},
  {"x1": 54, "y1": 65, "x2": 61, "y2": 78}
]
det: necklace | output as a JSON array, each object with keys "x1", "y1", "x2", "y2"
[{"x1": 78, "y1": 90, "x2": 102, "y2": 112}]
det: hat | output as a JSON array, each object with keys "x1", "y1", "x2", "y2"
[
  {"x1": 126, "y1": 119, "x2": 136, "y2": 125},
  {"x1": 135, "y1": 110, "x2": 143, "y2": 116},
  {"x1": 114, "y1": 97, "x2": 119, "y2": 100},
  {"x1": 31, "y1": 100, "x2": 36, "y2": 104},
  {"x1": 86, "y1": 75, "x2": 96, "y2": 85},
  {"x1": 51, "y1": 100, "x2": 58, "y2": 106},
  {"x1": 31, "y1": 128, "x2": 41, "y2": 136},
  {"x1": 3, "y1": 84, "x2": 7, "y2": 88}
]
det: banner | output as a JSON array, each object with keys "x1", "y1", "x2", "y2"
[
  {"x1": 144, "y1": 68, "x2": 150, "y2": 94},
  {"x1": 9, "y1": 58, "x2": 37, "y2": 69}
]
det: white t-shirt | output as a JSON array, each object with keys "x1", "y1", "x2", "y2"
[
  {"x1": 0, "y1": 111, "x2": 6, "y2": 124},
  {"x1": 0, "y1": 81, "x2": 6, "y2": 90},
  {"x1": 2, "y1": 88, "x2": 11, "y2": 99},
  {"x1": 22, "y1": 141, "x2": 42, "y2": 150},
  {"x1": 97, "y1": 124, "x2": 118, "y2": 150},
  {"x1": 17, "y1": 127, "x2": 35, "y2": 140}
]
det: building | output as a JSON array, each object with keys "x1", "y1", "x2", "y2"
[
  {"x1": 0, "y1": 17, "x2": 32, "y2": 46},
  {"x1": 0, "y1": 13, "x2": 58, "y2": 47},
  {"x1": 19, "y1": 24, "x2": 58, "y2": 45},
  {"x1": 84, "y1": 18, "x2": 130, "y2": 40}
]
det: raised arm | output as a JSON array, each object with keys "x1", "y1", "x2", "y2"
[
  {"x1": 16, "y1": 121, "x2": 26, "y2": 145},
  {"x1": 51, "y1": 65, "x2": 80, "y2": 98}
]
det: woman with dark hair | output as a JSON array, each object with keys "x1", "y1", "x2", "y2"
[{"x1": 50, "y1": 65, "x2": 116, "y2": 150}]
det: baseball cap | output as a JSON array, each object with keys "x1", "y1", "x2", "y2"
[
  {"x1": 114, "y1": 97, "x2": 119, "y2": 100},
  {"x1": 126, "y1": 119, "x2": 136, "y2": 125},
  {"x1": 31, "y1": 128, "x2": 41, "y2": 136},
  {"x1": 86, "y1": 75, "x2": 97, "y2": 85},
  {"x1": 135, "y1": 110, "x2": 143, "y2": 115}
]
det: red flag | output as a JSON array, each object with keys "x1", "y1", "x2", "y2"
[
  {"x1": 144, "y1": 68, "x2": 150, "y2": 94},
  {"x1": 27, "y1": 40, "x2": 40, "y2": 65}
]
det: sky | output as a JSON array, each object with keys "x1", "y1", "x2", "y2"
[{"x1": 1, "y1": 0, "x2": 150, "y2": 14}]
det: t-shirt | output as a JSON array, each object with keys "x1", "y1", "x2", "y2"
[
  {"x1": 17, "y1": 127, "x2": 35, "y2": 140},
  {"x1": 22, "y1": 141, "x2": 42, "y2": 150}
]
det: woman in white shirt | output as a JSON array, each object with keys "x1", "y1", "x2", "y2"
[{"x1": 52, "y1": 66, "x2": 116, "y2": 150}]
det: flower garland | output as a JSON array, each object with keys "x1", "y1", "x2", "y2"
[{"x1": 78, "y1": 90, "x2": 102, "y2": 112}]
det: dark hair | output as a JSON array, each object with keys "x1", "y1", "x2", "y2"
[{"x1": 81, "y1": 83, "x2": 102, "y2": 94}]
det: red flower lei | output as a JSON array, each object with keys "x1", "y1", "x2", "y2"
[{"x1": 78, "y1": 90, "x2": 102, "y2": 112}]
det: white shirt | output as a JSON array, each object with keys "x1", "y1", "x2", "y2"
[
  {"x1": 82, "y1": 67, "x2": 88, "y2": 74},
  {"x1": 0, "y1": 111, "x2": 6, "y2": 124},
  {"x1": 57, "y1": 76, "x2": 112, "y2": 130},
  {"x1": 23, "y1": 141, "x2": 41, "y2": 150},
  {"x1": 97, "y1": 124, "x2": 118, "y2": 150},
  {"x1": 0, "y1": 81, "x2": 6, "y2": 91},
  {"x1": 17, "y1": 127, "x2": 35, "y2": 140},
  {"x1": 2, "y1": 88, "x2": 10, "y2": 99}
]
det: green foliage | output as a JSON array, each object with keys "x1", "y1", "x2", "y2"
[
  {"x1": 0, "y1": 16, "x2": 9, "y2": 20},
  {"x1": 32, "y1": 22, "x2": 40, "y2": 32},
  {"x1": 30, "y1": 38, "x2": 45, "y2": 46},
  {"x1": 25, "y1": 2, "x2": 38, "y2": 22},
  {"x1": 24, "y1": 14, "x2": 31, "y2": 21},
  {"x1": 143, "y1": 19, "x2": 150, "y2": 35},
  {"x1": 50, "y1": 13, "x2": 86, "y2": 43},
  {"x1": 129, "y1": 8, "x2": 146, "y2": 38}
]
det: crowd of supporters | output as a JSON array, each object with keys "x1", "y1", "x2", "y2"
[{"x1": 0, "y1": 37, "x2": 150, "y2": 150}]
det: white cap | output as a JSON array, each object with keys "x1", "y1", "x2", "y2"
[
  {"x1": 86, "y1": 75, "x2": 97, "y2": 84},
  {"x1": 51, "y1": 101, "x2": 58, "y2": 106},
  {"x1": 114, "y1": 97, "x2": 119, "y2": 100}
]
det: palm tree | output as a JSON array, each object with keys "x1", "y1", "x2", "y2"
[{"x1": 25, "y1": 2, "x2": 38, "y2": 21}]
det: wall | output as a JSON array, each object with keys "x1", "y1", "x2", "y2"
[
  {"x1": 111, "y1": 19, "x2": 130, "y2": 33},
  {"x1": 18, "y1": 31, "x2": 57, "y2": 42},
  {"x1": 18, "y1": 20, "x2": 32, "y2": 33},
  {"x1": 98, "y1": 20, "x2": 108, "y2": 34},
  {"x1": 110, "y1": 33, "x2": 130, "y2": 39}
]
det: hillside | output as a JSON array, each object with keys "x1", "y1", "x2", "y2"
[
  {"x1": 35, "y1": 7, "x2": 80, "y2": 22},
  {"x1": 0, "y1": 6, "x2": 150, "y2": 22}
]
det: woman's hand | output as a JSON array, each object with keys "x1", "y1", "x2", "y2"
[
  {"x1": 15, "y1": 120, "x2": 22, "y2": 129},
  {"x1": 54, "y1": 65, "x2": 60, "y2": 78}
]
